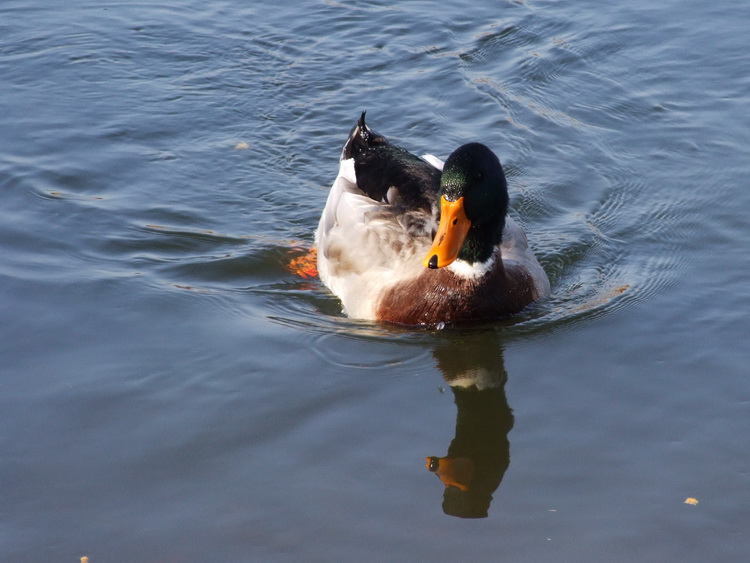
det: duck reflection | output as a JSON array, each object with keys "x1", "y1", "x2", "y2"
[{"x1": 426, "y1": 332, "x2": 513, "y2": 518}]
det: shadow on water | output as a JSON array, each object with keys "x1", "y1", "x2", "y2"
[{"x1": 426, "y1": 330, "x2": 513, "y2": 519}]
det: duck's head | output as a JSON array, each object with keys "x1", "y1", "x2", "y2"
[{"x1": 424, "y1": 143, "x2": 509, "y2": 269}]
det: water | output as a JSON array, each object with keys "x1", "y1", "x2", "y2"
[{"x1": 2, "y1": 0, "x2": 749, "y2": 561}]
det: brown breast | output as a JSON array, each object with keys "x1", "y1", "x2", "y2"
[{"x1": 376, "y1": 262, "x2": 536, "y2": 326}]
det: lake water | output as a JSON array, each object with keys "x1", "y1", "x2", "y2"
[{"x1": 2, "y1": 0, "x2": 749, "y2": 561}]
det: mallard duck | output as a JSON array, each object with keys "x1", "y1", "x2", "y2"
[{"x1": 315, "y1": 112, "x2": 550, "y2": 326}]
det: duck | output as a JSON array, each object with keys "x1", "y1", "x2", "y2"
[{"x1": 315, "y1": 112, "x2": 550, "y2": 326}]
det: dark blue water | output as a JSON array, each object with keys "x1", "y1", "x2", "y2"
[{"x1": 2, "y1": 1, "x2": 749, "y2": 561}]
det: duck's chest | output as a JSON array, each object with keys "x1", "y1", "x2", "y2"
[{"x1": 376, "y1": 267, "x2": 534, "y2": 326}]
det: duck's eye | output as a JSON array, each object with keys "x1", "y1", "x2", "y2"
[{"x1": 475, "y1": 172, "x2": 483, "y2": 180}]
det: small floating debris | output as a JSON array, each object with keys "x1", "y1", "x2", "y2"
[
  {"x1": 234, "y1": 141, "x2": 250, "y2": 150},
  {"x1": 46, "y1": 191, "x2": 103, "y2": 200},
  {"x1": 684, "y1": 497, "x2": 699, "y2": 506}
]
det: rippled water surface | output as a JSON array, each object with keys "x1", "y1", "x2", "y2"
[{"x1": 2, "y1": 1, "x2": 749, "y2": 561}]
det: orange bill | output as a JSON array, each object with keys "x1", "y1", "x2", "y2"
[{"x1": 423, "y1": 196, "x2": 472, "y2": 269}]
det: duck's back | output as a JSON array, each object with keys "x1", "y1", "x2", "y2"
[{"x1": 342, "y1": 112, "x2": 440, "y2": 213}]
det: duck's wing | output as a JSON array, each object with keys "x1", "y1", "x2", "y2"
[
  {"x1": 315, "y1": 156, "x2": 436, "y2": 318},
  {"x1": 318, "y1": 113, "x2": 443, "y2": 268},
  {"x1": 500, "y1": 217, "x2": 551, "y2": 299},
  {"x1": 316, "y1": 156, "x2": 435, "y2": 280}
]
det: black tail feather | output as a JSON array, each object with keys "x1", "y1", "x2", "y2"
[{"x1": 342, "y1": 111, "x2": 390, "y2": 160}]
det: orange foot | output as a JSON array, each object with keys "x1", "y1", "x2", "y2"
[{"x1": 288, "y1": 246, "x2": 318, "y2": 279}]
